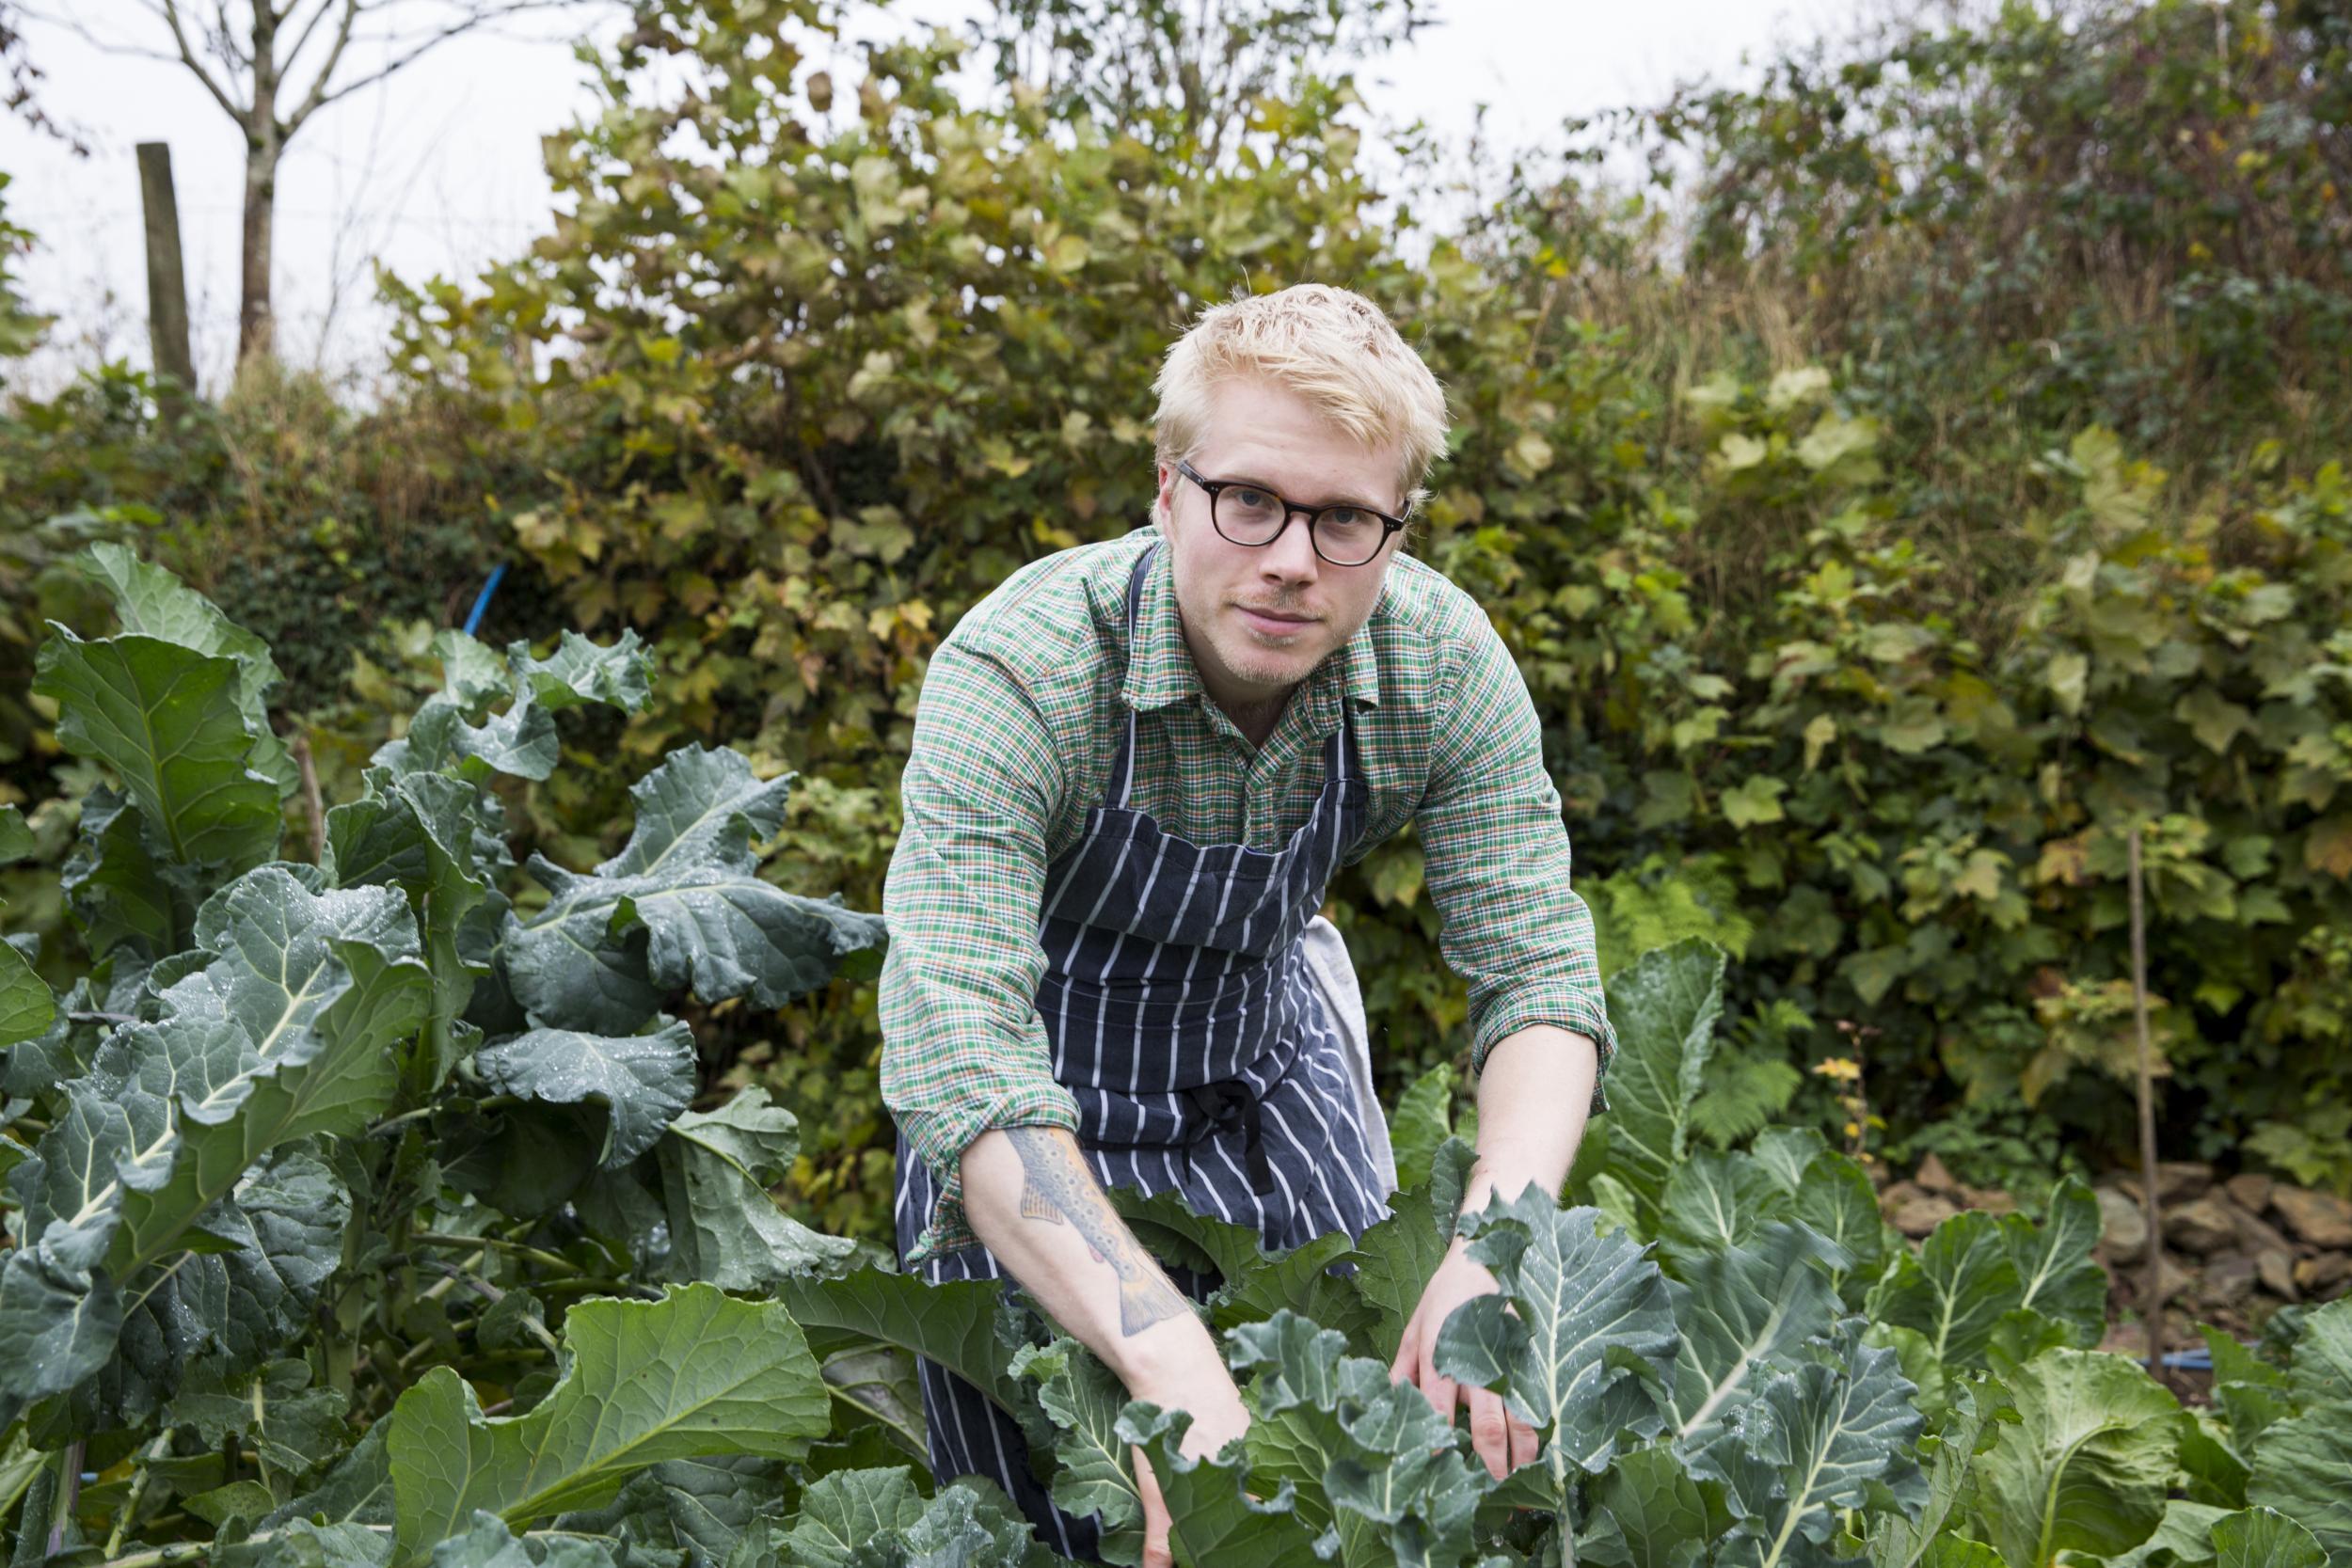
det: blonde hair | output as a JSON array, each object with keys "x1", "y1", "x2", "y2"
[{"x1": 1152, "y1": 283, "x2": 1451, "y2": 518}]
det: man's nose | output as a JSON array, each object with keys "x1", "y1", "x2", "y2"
[{"x1": 1263, "y1": 509, "x2": 1323, "y2": 579}]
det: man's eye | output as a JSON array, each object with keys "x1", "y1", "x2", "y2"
[
  {"x1": 1324, "y1": 508, "x2": 1370, "y2": 528},
  {"x1": 1232, "y1": 487, "x2": 1275, "y2": 509}
]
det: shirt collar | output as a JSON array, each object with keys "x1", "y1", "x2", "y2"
[{"x1": 1118, "y1": 533, "x2": 1384, "y2": 725}]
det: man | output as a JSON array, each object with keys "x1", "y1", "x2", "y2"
[{"x1": 879, "y1": 283, "x2": 1617, "y2": 1566}]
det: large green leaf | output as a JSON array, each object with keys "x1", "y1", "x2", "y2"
[
  {"x1": 1350, "y1": 1167, "x2": 1460, "y2": 1367},
  {"x1": 326, "y1": 768, "x2": 503, "y2": 1091},
  {"x1": 81, "y1": 542, "x2": 298, "y2": 799},
  {"x1": 1389, "y1": 1064, "x2": 1455, "y2": 1196},
  {"x1": 1010, "y1": 1338, "x2": 1146, "y2": 1564},
  {"x1": 385, "y1": 1284, "x2": 829, "y2": 1565},
  {"x1": 1119, "y1": 1403, "x2": 1327, "y2": 1568},
  {"x1": 0, "y1": 807, "x2": 52, "y2": 1047},
  {"x1": 1229, "y1": 1311, "x2": 1488, "y2": 1568},
  {"x1": 425, "y1": 1512, "x2": 619, "y2": 1568},
  {"x1": 2249, "y1": 1410, "x2": 2352, "y2": 1557},
  {"x1": 501, "y1": 746, "x2": 886, "y2": 1034},
  {"x1": 2001, "y1": 1177, "x2": 2106, "y2": 1344},
  {"x1": 60, "y1": 784, "x2": 184, "y2": 959},
  {"x1": 2213, "y1": 1506, "x2": 2327, "y2": 1568},
  {"x1": 0, "y1": 870, "x2": 427, "y2": 1418},
  {"x1": 1684, "y1": 1324, "x2": 1925, "y2": 1568},
  {"x1": 1868, "y1": 1210, "x2": 2022, "y2": 1370},
  {"x1": 33, "y1": 626, "x2": 282, "y2": 876},
  {"x1": 473, "y1": 1020, "x2": 694, "y2": 1168},
  {"x1": 1434, "y1": 1188, "x2": 1678, "y2": 1491},
  {"x1": 1596, "y1": 940, "x2": 1725, "y2": 1212},
  {"x1": 643, "y1": 1087, "x2": 856, "y2": 1286},
  {"x1": 1658, "y1": 1149, "x2": 1788, "y2": 1259},
  {"x1": 776, "y1": 1468, "x2": 1051, "y2": 1568},
  {"x1": 1972, "y1": 1348, "x2": 2182, "y2": 1568},
  {"x1": 1666, "y1": 1223, "x2": 1847, "y2": 1444},
  {"x1": 1865, "y1": 1378, "x2": 1988, "y2": 1568},
  {"x1": 1580, "y1": 1446, "x2": 1716, "y2": 1568},
  {"x1": 771, "y1": 1266, "x2": 1032, "y2": 1421}
]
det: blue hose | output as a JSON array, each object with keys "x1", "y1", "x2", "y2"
[{"x1": 462, "y1": 563, "x2": 507, "y2": 636}]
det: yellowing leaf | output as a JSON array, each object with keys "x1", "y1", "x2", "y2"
[{"x1": 2305, "y1": 816, "x2": 2352, "y2": 879}]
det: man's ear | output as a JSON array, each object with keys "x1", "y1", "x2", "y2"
[{"x1": 1153, "y1": 461, "x2": 1176, "y2": 523}]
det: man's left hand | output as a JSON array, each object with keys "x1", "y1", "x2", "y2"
[{"x1": 1389, "y1": 1235, "x2": 1538, "y2": 1480}]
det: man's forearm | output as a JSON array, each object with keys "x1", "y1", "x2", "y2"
[
  {"x1": 960, "y1": 1126, "x2": 1226, "y2": 1396},
  {"x1": 1461, "y1": 1024, "x2": 1599, "y2": 1213}
]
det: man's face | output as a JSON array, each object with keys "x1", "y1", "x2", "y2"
[{"x1": 1153, "y1": 375, "x2": 1407, "y2": 721}]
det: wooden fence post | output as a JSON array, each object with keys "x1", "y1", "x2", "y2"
[{"x1": 135, "y1": 141, "x2": 196, "y2": 413}]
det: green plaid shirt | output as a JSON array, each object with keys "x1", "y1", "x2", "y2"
[{"x1": 881, "y1": 524, "x2": 1616, "y2": 1261}]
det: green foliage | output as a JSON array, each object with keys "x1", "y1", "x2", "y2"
[{"x1": 0, "y1": 549, "x2": 890, "y2": 1564}]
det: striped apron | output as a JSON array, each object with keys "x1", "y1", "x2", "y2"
[{"x1": 891, "y1": 540, "x2": 1392, "y2": 1559}]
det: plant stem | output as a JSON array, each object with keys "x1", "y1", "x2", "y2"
[
  {"x1": 410, "y1": 1231, "x2": 578, "y2": 1273},
  {"x1": 2129, "y1": 822, "x2": 2168, "y2": 1386},
  {"x1": 47, "y1": 1439, "x2": 84, "y2": 1558},
  {"x1": 104, "y1": 1432, "x2": 178, "y2": 1558}
]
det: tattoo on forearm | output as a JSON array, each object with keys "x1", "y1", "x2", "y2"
[{"x1": 1003, "y1": 1128, "x2": 1190, "y2": 1337}]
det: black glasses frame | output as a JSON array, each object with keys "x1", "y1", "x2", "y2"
[{"x1": 1175, "y1": 460, "x2": 1408, "y2": 567}]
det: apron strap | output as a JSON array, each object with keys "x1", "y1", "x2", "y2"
[{"x1": 1106, "y1": 540, "x2": 1159, "y2": 811}]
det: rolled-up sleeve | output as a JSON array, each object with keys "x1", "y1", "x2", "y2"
[
  {"x1": 1416, "y1": 617, "x2": 1616, "y2": 1111},
  {"x1": 880, "y1": 642, "x2": 1082, "y2": 1263}
]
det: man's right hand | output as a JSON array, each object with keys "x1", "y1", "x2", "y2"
[{"x1": 1126, "y1": 1361, "x2": 1251, "y2": 1568}]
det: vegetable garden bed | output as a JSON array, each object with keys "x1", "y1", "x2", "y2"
[{"x1": 0, "y1": 548, "x2": 2339, "y2": 1567}]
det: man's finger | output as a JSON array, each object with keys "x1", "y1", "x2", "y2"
[
  {"x1": 1389, "y1": 1319, "x2": 1417, "y2": 1386},
  {"x1": 1135, "y1": 1446, "x2": 1173, "y2": 1568},
  {"x1": 1467, "y1": 1386, "x2": 1510, "y2": 1480},
  {"x1": 1507, "y1": 1410, "x2": 1539, "y2": 1473},
  {"x1": 1418, "y1": 1336, "x2": 1456, "y2": 1424}
]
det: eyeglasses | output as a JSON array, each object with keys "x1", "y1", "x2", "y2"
[{"x1": 1176, "y1": 461, "x2": 1407, "y2": 567}]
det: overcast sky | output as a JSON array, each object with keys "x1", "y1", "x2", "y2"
[{"x1": 0, "y1": 0, "x2": 1867, "y2": 398}]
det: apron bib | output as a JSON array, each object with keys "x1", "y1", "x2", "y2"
[{"x1": 890, "y1": 539, "x2": 1391, "y2": 1558}]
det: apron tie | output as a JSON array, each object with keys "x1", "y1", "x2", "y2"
[{"x1": 1182, "y1": 1055, "x2": 1295, "y2": 1198}]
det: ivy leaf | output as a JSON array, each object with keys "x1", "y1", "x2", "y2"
[
  {"x1": 385, "y1": 1284, "x2": 830, "y2": 1565},
  {"x1": 501, "y1": 746, "x2": 886, "y2": 1034},
  {"x1": 473, "y1": 1020, "x2": 695, "y2": 1168},
  {"x1": 1597, "y1": 939, "x2": 1726, "y2": 1213},
  {"x1": 1972, "y1": 1348, "x2": 2182, "y2": 1567},
  {"x1": 1719, "y1": 776, "x2": 1786, "y2": 828}
]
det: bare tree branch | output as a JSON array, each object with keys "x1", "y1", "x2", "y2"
[
  {"x1": 277, "y1": 0, "x2": 343, "y2": 85},
  {"x1": 17, "y1": 7, "x2": 191, "y2": 68},
  {"x1": 292, "y1": 0, "x2": 578, "y2": 127},
  {"x1": 279, "y1": 0, "x2": 359, "y2": 132},
  {"x1": 156, "y1": 0, "x2": 249, "y2": 119}
]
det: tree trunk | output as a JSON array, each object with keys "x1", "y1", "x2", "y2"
[{"x1": 237, "y1": 125, "x2": 278, "y2": 368}]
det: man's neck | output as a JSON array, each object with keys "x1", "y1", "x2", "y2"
[{"x1": 1216, "y1": 690, "x2": 1292, "y2": 752}]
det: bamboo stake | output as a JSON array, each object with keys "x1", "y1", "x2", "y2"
[
  {"x1": 2129, "y1": 822, "x2": 2166, "y2": 1385},
  {"x1": 292, "y1": 729, "x2": 326, "y2": 864}
]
